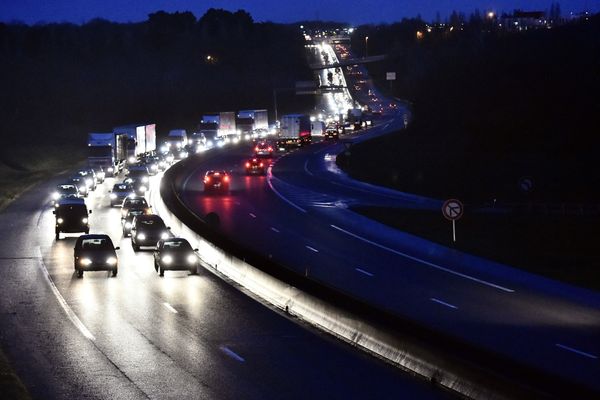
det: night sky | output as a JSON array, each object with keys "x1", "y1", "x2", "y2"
[{"x1": 1, "y1": 0, "x2": 597, "y2": 25}]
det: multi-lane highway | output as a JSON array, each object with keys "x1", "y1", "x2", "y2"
[
  {"x1": 0, "y1": 164, "x2": 453, "y2": 399},
  {"x1": 175, "y1": 119, "x2": 600, "y2": 396}
]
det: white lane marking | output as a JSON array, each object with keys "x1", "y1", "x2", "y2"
[
  {"x1": 220, "y1": 346, "x2": 245, "y2": 362},
  {"x1": 36, "y1": 247, "x2": 96, "y2": 341},
  {"x1": 303, "y1": 160, "x2": 314, "y2": 176},
  {"x1": 329, "y1": 224, "x2": 514, "y2": 293},
  {"x1": 249, "y1": 213, "x2": 257, "y2": 219},
  {"x1": 266, "y1": 168, "x2": 307, "y2": 213},
  {"x1": 306, "y1": 245, "x2": 319, "y2": 253},
  {"x1": 555, "y1": 344, "x2": 598, "y2": 359},
  {"x1": 430, "y1": 298, "x2": 458, "y2": 310},
  {"x1": 162, "y1": 302, "x2": 178, "y2": 314},
  {"x1": 270, "y1": 227, "x2": 280, "y2": 233},
  {"x1": 355, "y1": 268, "x2": 374, "y2": 277}
]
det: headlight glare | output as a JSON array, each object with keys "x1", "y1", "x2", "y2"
[
  {"x1": 80, "y1": 258, "x2": 92, "y2": 266},
  {"x1": 106, "y1": 257, "x2": 117, "y2": 265},
  {"x1": 162, "y1": 255, "x2": 173, "y2": 264},
  {"x1": 110, "y1": 193, "x2": 117, "y2": 199},
  {"x1": 57, "y1": 218, "x2": 64, "y2": 224},
  {"x1": 187, "y1": 254, "x2": 196, "y2": 264},
  {"x1": 161, "y1": 232, "x2": 169, "y2": 240},
  {"x1": 52, "y1": 192, "x2": 60, "y2": 200},
  {"x1": 82, "y1": 218, "x2": 88, "y2": 224},
  {"x1": 137, "y1": 233, "x2": 146, "y2": 240}
]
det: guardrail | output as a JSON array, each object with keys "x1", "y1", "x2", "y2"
[{"x1": 149, "y1": 153, "x2": 592, "y2": 400}]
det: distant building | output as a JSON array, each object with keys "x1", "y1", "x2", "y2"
[{"x1": 500, "y1": 10, "x2": 549, "y2": 31}]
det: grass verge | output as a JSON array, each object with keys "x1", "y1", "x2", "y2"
[{"x1": 353, "y1": 206, "x2": 600, "y2": 292}]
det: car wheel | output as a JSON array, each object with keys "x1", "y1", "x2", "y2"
[
  {"x1": 189, "y1": 266, "x2": 197, "y2": 275},
  {"x1": 159, "y1": 266, "x2": 164, "y2": 277},
  {"x1": 112, "y1": 269, "x2": 118, "y2": 277},
  {"x1": 85, "y1": 229, "x2": 89, "y2": 234},
  {"x1": 77, "y1": 270, "x2": 83, "y2": 278},
  {"x1": 132, "y1": 243, "x2": 139, "y2": 252},
  {"x1": 55, "y1": 230, "x2": 60, "y2": 240},
  {"x1": 154, "y1": 261, "x2": 159, "y2": 272}
]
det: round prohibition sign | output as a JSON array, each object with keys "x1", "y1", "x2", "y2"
[{"x1": 442, "y1": 199, "x2": 464, "y2": 221}]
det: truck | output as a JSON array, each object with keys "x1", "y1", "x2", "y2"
[
  {"x1": 236, "y1": 109, "x2": 268, "y2": 137},
  {"x1": 217, "y1": 111, "x2": 237, "y2": 139},
  {"x1": 113, "y1": 123, "x2": 156, "y2": 163},
  {"x1": 162, "y1": 129, "x2": 188, "y2": 153},
  {"x1": 87, "y1": 132, "x2": 127, "y2": 176},
  {"x1": 198, "y1": 112, "x2": 238, "y2": 143},
  {"x1": 276, "y1": 114, "x2": 312, "y2": 151}
]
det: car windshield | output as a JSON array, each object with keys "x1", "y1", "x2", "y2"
[
  {"x1": 58, "y1": 185, "x2": 77, "y2": 194},
  {"x1": 138, "y1": 219, "x2": 165, "y2": 231},
  {"x1": 56, "y1": 204, "x2": 87, "y2": 217},
  {"x1": 162, "y1": 240, "x2": 192, "y2": 252},
  {"x1": 81, "y1": 238, "x2": 112, "y2": 251},
  {"x1": 114, "y1": 184, "x2": 131, "y2": 192},
  {"x1": 126, "y1": 198, "x2": 147, "y2": 207}
]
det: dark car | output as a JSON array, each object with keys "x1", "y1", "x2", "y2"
[
  {"x1": 254, "y1": 141, "x2": 274, "y2": 157},
  {"x1": 52, "y1": 183, "x2": 79, "y2": 205},
  {"x1": 123, "y1": 177, "x2": 148, "y2": 197},
  {"x1": 109, "y1": 183, "x2": 134, "y2": 207},
  {"x1": 120, "y1": 195, "x2": 150, "y2": 218},
  {"x1": 73, "y1": 234, "x2": 119, "y2": 278},
  {"x1": 244, "y1": 157, "x2": 266, "y2": 175},
  {"x1": 153, "y1": 238, "x2": 198, "y2": 276},
  {"x1": 130, "y1": 214, "x2": 170, "y2": 251},
  {"x1": 53, "y1": 198, "x2": 91, "y2": 240},
  {"x1": 122, "y1": 208, "x2": 146, "y2": 237},
  {"x1": 69, "y1": 176, "x2": 89, "y2": 197},
  {"x1": 203, "y1": 171, "x2": 230, "y2": 193},
  {"x1": 324, "y1": 128, "x2": 339, "y2": 140},
  {"x1": 126, "y1": 165, "x2": 150, "y2": 183}
]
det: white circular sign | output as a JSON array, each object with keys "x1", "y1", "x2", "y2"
[{"x1": 442, "y1": 199, "x2": 464, "y2": 221}]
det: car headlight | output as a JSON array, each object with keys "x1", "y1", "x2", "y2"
[
  {"x1": 162, "y1": 255, "x2": 172, "y2": 264},
  {"x1": 52, "y1": 192, "x2": 60, "y2": 200},
  {"x1": 151, "y1": 165, "x2": 158, "y2": 170},
  {"x1": 57, "y1": 218, "x2": 64, "y2": 224},
  {"x1": 161, "y1": 232, "x2": 169, "y2": 240},
  {"x1": 161, "y1": 145, "x2": 168, "y2": 152},
  {"x1": 187, "y1": 254, "x2": 196, "y2": 264},
  {"x1": 82, "y1": 218, "x2": 88, "y2": 224},
  {"x1": 139, "y1": 186, "x2": 147, "y2": 193},
  {"x1": 107, "y1": 167, "x2": 114, "y2": 172},
  {"x1": 128, "y1": 156, "x2": 136, "y2": 164},
  {"x1": 176, "y1": 143, "x2": 181, "y2": 148},
  {"x1": 106, "y1": 257, "x2": 117, "y2": 265},
  {"x1": 85, "y1": 178, "x2": 93, "y2": 186},
  {"x1": 166, "y1": 156, "x2": 174, "y2": 162},
  {"x1": 124, "y1": 222, "x2": 132, "y2": 229},
  {"x1": 79, "y1": 186, "x2": 87, "y2": 192},
  {"x1": 142, "y1": 177, "x2": 149, "y2": 183},
  {"x1": 110, "y1": 193, "x2": 117, "y2": 199},
  {"x1": 137, "y1": 233, "x2": 146, "y2": 240},
  {"x1": 80, "y1": 258, "x2": 92, "y2": 266}
]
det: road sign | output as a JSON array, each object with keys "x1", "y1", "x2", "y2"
[
  {"x1": 518, "y1": 176, "x2": 534, "y2": 193},
  {"x1": 442, "y1": 199, "x2": 464, "y2": 221},
  {"x1": 386, "y1": 72, "x2": 396, "y2": 80}
]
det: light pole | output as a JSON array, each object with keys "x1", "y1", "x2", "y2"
[{"x1": 365, "y1": 36, "x2": 369, "y2": 57}]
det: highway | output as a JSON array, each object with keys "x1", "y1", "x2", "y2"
[
  {"x1": 0, "y1": 165, "x2": 452, "y2": 399},
  {"x1": 176, "y1": 121, "x2": 600, "y2": 396}
]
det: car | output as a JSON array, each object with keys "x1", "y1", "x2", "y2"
[
  {"x1": 130, "y1": 214, "x2": 170, "y2": 251},
  {"x1": 69, "y1": 176, "x2": 89, "y2": 197},
  {"x1": 53, "y1": 198, "x2": 91, "y2": 240},
  {"x1": 203, "y1": 171, "x2": 230, "y2": 193},
  {"x1": 51, "y1": 183, "x2": 79, "y2": 205},
  {"x1": 75, "y1": 169, "x2": 97, "y2": 191},
  {"x1": 73, "y1": 234, "x2": 119, "y2": 278},
  {"x1": 126, "y1": 165, "x2": 150, "y2": 183},
  {"x1": 122, "y1": 208, "x2": 146, "y2": 237},
  {"x1": 120, "y1": 195, "x2": 150, "y2": 219},
  {"x1": 109, "y1": 183, "x2": 134, "y2": 206},
  {"x1": 123, "y1": 177, "x2": 148, "y2": 197},
  {"x1": 253, "y1": 141, "x2": 274, "y2": 157},
  {"x1": 324, "y1": 128, "x2": 339, "y2": 140},
  {"x1": 92, "y1": 166, "x2": 106, "y2": 183},
  {"x1": 153, "y1": 238, "x2": 198, "y2": 276},
  {"x1": 244, "y1": 157, "x2": 266, "y2": 175}
]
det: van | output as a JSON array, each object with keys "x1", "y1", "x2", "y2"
[{"x1": 53, "y1": 198, "x2": 91, "y2": 240}]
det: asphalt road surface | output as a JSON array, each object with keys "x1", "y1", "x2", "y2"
[{"x1": 0, "y1": 165, "x2": 452, "y2": 399}]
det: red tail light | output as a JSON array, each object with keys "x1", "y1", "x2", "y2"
[
  {"x1": 223, "y1": 175, "x2": 230, "y2": 182},
  {"x1": 259, "y1": 163, "x2": 264, "y2": 167},
  {"x1": 267, "y1": 147, "x2": 273, "y2": 152},
  {"x1": 254, "y1": 146, "x2": 259, "y2": 152},
  {"x1": 245, "y1": 162, "x2": 250, "y2": 168},
  {"x1": 204, "y1": 177, "x2": 210, "y2": 183}
]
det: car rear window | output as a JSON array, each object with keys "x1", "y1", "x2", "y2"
[
  {"x1": 81, "y1": 238, "x2": 111, "y2": 250},
  {"x1": 163, "y1": 240, "x2": 191, "y2": 250}
]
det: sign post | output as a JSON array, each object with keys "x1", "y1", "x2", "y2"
[
  {"x1": 442, "y1": 199, "x2": 464, "y2": 243},
  {"x1": 386, "y1": 72, "x2": 396, "y2": 90}
]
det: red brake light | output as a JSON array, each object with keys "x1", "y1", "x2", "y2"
[
  {"x1": 204, "y1": 177, "x2": 210, "y2": 183},
  {"x1": 254, "y1": 146, "x2": 259, "y2": 152},
  {"x1": 223, "y1": 176, "x2": 230, "y2": 182},
  {"x1": 267, "y1": 147, "x2": 273, "y2": 152},
  {"x1": 259, "y1": 163, "x2": 264, "y2": 167},
  {"x1": 245, "y1": 162, "x2": 250, "y2": 168}
]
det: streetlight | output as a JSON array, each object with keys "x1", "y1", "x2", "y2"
[{"x1": 365, "y1": 36, "x2": 369, "y2": 57}]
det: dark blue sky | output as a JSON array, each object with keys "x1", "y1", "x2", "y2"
[{"x1": 1, "y1": 0, "x2": 597, "y2": 25}]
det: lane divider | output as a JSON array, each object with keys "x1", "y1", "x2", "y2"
[
  {"x1": 555, "y1": 344, "x2": 598, "y2": 360},
  {"x1": 430, "y1": 298, "x2": 458, "y2": 310},
  {"x1": 329, "y1": 224, "x2": 515, "y2": 293}
]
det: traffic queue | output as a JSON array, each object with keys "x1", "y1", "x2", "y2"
[{"x1": 51, "y1": 150, "x2": 199, "y2": 278}]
